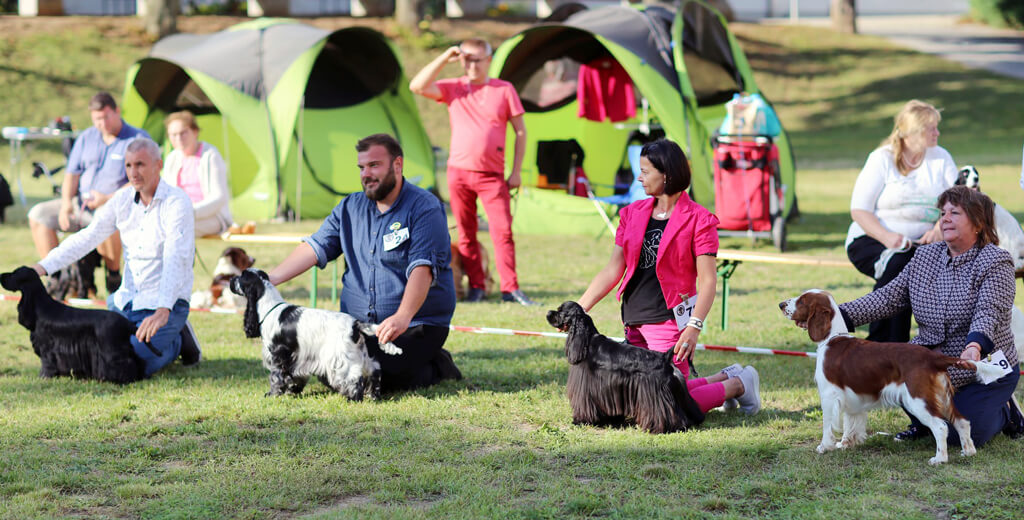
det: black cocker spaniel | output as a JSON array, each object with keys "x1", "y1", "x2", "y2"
[
  {"x1": 547, "y1": 301, "x2": 704, "y2": 433},
  {"x1": 1, "y1": 266, "x2": 143, "y2": 383}
]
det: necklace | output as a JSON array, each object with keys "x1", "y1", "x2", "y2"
[
  {"x1": 655, "y1": 211, "x2": 669, "y2": 219},
  {"x1": 901, "y1": 153, "x2": 923, "y2": 171}
]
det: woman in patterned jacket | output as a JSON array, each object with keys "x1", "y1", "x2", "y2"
[{"x1": 838, "y1": 186, "x2": 1023, "y2": 447}]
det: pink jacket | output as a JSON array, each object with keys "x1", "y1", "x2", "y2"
[{"x1": 614, "y1": 193, "x2": 719, "y2": 309}]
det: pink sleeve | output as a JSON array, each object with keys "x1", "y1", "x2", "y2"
[
  {"x1": 435, "y1": 79, "x2": 457, "y2": 105},
  {"x1": 614, "y1": 206, "x2": 629, "y2": 248},
  {"x1": 693, "y1": 211, "x2": 720, "y2": 257},
  {"x1": 506, "y1": 84, "x2": 525, "y2": 118}
]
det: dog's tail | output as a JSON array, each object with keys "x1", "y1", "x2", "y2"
[
  {"x1": 943, "y1": 357, "x2": 1008, "y2": 385},
  {"x1": 354, "y1": 322, "x2": 404, "y2": 356}
]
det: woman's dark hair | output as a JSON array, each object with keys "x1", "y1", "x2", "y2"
[
  {"x1": 639, "y1": 139, "x2": 691, "y2": 195},
  {"x1": 937, "y1": 186, "x2": 998, "y2": 248}
]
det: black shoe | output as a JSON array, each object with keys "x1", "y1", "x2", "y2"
[
  {"x1": 894, "y1": 425, "x2": 929, "y2": 441},
  {"x1": 1004, "y1": 395, "x2": 1024, "y2": 439},
  {"x1": 179, "y1": 321, "x2": 202, "y2": 366},
  {"x1": 501, "y1": 289, "x2": 540, "y2": 306},
  {"x1": 432, "y1": 348, "x2": 463, "y2": 382},
  {"x1": 464, "y1": 287, "x2": 486, "y2": 302},
  {"x1": 105, "y1": 268, "x2": 121, "y2": 294}
]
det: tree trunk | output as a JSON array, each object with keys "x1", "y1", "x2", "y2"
[
  {"x1": 394, "y1": 0, "x2": 419, "y2": 29},
  {"x1": 142, "y1": 0, "x2": 177, "y2": 40},
  {"x1": 831, "y1": 0, "x2": 856, "y2": 34}
]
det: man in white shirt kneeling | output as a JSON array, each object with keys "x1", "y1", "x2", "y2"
[{"x1": 32, "y1": 138, "x2": 201, "y2": 377}]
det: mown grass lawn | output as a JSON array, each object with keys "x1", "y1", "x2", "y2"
[{"x1": 2, "y1": 16, "x2": 1024, "y2": 520}]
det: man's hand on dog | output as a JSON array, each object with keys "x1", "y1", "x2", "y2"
[
  {"x1": 377, "y1": 313, "x2": 411, "y2": 345},
  {"x1": 137, "y1": 308, "x2": 170, "y2": 343}
]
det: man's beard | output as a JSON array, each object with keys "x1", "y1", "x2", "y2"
[{"x1": 363, "y1": 165, "x2": 397, "y2": 201}]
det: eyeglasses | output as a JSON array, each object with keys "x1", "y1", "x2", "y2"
[{"x1": 460, "y1": 55, "x2": 489, "y2": 64}]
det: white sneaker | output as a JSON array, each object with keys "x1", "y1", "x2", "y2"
[
  {"x1": 736, "y1": 366, "x2": 761, "y2": 415},
  {"x1": 720, "y1": 363, "x2": 744, "y2": 379},
  {"x1": 719, "y1": 364, "x2": 743, "y2": 410}
]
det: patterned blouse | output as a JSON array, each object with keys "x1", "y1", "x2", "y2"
[{"x1": 839, "y1": 242, "x2": 1018, "y2": 387}]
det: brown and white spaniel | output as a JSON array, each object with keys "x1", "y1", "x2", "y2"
[
  {"x1": 779, "y1": 289, "x2": 1006, "y2": 465},
  {"x1": 190, "y1": 247, "x2": 255, "y2": 310}
]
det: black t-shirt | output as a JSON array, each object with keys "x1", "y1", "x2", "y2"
[{"x1": 622, "y1": 216, "x2": 675, "y2": 326}]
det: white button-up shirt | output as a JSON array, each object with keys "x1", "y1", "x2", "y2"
[{"x1": 40, "y1": 180, "x2": 195, "y2": 311}]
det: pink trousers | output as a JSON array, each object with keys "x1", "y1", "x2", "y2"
[
  {"x1": 625, "y1": 320, "x2": 725, "y2": 413},
  {"x1": 447, "y1": 166, "x2": 519, "y2": 292}
]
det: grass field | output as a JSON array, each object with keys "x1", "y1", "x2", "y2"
[{"x1": 2, "y1": 15, "x2": 1024, "y2": 520}]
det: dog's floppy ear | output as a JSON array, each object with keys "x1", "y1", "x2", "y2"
[
  {"x1": 805, "y1": 295, "x2": 834, "y2": 343},
  {"x1": 564, "y1": 303, "x2": 594, "y2": 365},
  {"x1": 239, "y1": 274, "x2": 263, "y2": 338}
]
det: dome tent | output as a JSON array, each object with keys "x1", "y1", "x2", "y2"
[
  {"x1": 122, "y1": 19, "x2": 435, "y2": 221},
  {"x1": 490, "y1": 0, "x2": 796, "y2": 235}
]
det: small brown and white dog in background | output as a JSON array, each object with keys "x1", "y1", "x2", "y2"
[
  {"x1": 191, "y1": 247, "x2": 255, "y2": 309},
  {"x1": 779, "y1": 289, "x2": 1006, "y2": 465},
  {"x1": 450, "y1": 243, "x2": 494, "y2": 300}
]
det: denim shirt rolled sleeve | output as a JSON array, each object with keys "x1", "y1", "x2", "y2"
[{"x1": 304, "y1": 182, "x2": 456, "y2": 328}]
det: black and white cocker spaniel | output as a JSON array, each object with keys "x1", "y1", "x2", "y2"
[
  {"x1": 546, "y1": 301, "x2": 705, "y2": 433},
  {"x1": 230, "y1": 268, "x2": 403, "y2": 400},
  {"x1": 1, "y1": 266, "x2": 143, "y2": 384}
]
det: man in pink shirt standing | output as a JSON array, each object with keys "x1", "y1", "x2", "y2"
[{"x1": 410, "y1": 38, "x2": 537, "y2": 306}]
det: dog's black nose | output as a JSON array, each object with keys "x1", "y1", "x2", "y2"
[{"x1": 778, "y1": 301, "x2": 787, "y2": 310}]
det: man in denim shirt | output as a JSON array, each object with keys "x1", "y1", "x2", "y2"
[{"x1": 269, "y1": 134, "x2": 461, "y2": 391}]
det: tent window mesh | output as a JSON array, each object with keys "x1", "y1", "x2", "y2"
[
  {"x1": 518, "y1": 57, "x2": 581, "y2": 112},
  {"x1": 304, "y1": 31, "x2": 400, "y2": 109},
  {"x1": 681, "y1": 2, "x2": 742, "y2": 106}
]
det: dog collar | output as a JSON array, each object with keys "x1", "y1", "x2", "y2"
[{"x1": 258, "y1": 301, "x2": 288, "y2": 326}]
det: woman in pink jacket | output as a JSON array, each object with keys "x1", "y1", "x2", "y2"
[{"x1": 578, "y1": 139, "x2": 761, "y2": 415}]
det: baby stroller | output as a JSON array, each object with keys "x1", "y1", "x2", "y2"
[{"x1": 713, "y1": 94, "x2": 787, "y2": 251}]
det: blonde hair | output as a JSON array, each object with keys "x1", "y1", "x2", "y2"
[
  {"x1": 883, "y1": 99, "x2": 941, "y2": 175},
  {"x1": 164, "y1": 110, "x2": 200, "y2": 132}
]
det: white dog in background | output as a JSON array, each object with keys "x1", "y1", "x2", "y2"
[{"x1": 957, "y1": 166, "x2": 1024, "y2": 269}]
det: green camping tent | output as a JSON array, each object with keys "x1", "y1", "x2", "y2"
[
  {"x1": 122, "y1": 19, "x2": 435, "y2": 221},
  {"x1": 491, "y1": 0, "x2": 796, "y2": 235}
]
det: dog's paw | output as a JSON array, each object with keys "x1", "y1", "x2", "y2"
[
  {"x1": 379, "y1": 342, "x2": 404, "y2": 355},
  {"x1": 961, "y1": 446, "x2": 977, "y2": 457},
  {"x1": 928, "y1": 455, "x2": 948, "y2": 466},
  {"x1": 816, "y1": 443, "x2": 831, "y2": 454}
]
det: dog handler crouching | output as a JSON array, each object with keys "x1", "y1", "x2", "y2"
[
  {"x1": 267, "y1": 133, "x2": 462, "y2": 391},
  {"x1": 577, "y1": 139, "x2": 761, "y2": 415},
  {"x1": 32, "y1": 138, "x2": 202, "y2": 377},
  {"x1": 837, "y1": 186, "x2": 1024, "y2": 446}
]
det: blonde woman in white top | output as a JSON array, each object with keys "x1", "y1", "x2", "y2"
[
  {"x1": 845, "y1": 100, "x2": 958, "y2": 343},
  {"x1": 161, "y1": 111, "x2": 233, "y2": 237}
]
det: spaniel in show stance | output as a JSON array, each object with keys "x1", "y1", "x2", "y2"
[
  {"x1": 780, "y1": 289, "x2": 1006, "y2": 465},
  {"x1": 546, "y1": 301, "x2": 704, "y2": 433},
  {"x1": 1, "y1": 266, "x2": 143, "y2": 384},
  {"x1": 190, "y1": 247, "x2": 255, "y2": 309},
  {"x1": 230, "y1": 268, "x2": 403, "y2": 400}
]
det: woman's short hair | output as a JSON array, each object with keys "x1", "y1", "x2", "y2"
[
  {"x1": 164, "y1": 110, "x2": 200, "y2": 132},
  {"x1": 937, "y1": 186, "x2": 998, "y2": 248},
  {"x1": 640, "y1": 139, "x2": 691, "y2": 196},
  {"x1": 884, "y1": 99, "x2": 941, "y2": 175}
]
